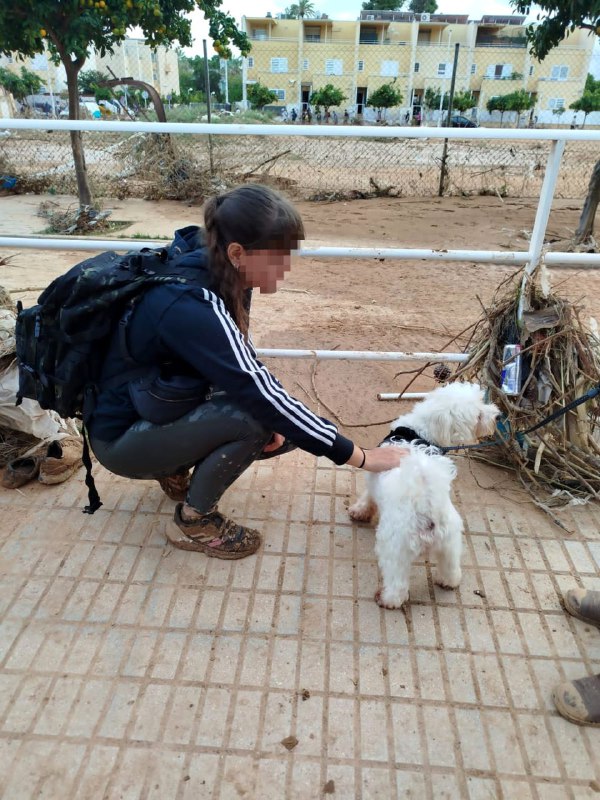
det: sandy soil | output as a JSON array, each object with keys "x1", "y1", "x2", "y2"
[{"x1": 1, "y1": 192, "x2": 599, "y2": 450}]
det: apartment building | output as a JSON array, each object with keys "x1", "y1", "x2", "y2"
[
  {"x1": 0, "y1": 39, "x2": 178, "y2": 100},
  {"x1": 242, "y1": 12, "x2": 595, "y2": 123}
]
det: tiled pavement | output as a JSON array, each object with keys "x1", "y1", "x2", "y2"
[{"x1": 0, "y1": 450, "x2": 599, "y2": 799}]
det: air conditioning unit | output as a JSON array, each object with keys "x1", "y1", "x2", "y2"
[
  {"x1": 420, "y1": 13, "x2": 431, "y2": 22},
  {"x1": 366, "y1": 14, "x2": 375, "y2": 20}
]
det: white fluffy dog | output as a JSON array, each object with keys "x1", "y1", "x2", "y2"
[{"x1": 349, "y1": 382, "x2": 499, "y2": 609}]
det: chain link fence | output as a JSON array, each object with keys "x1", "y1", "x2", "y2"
[{"x1": 0, "y1": 126, "x2": 596, "y2": 203}]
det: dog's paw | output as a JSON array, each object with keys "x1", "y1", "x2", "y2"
[
  {"x1": 434, "y1": 571, "x2": 462, "y2": 591},
  {"x1": 374, "y1": 588, "x2": 408, "y2": 610},
  {"x1": 349, "y1": 503, "x2": 374, "y2": 523}
]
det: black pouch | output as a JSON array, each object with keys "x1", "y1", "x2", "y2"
[{"x1": 129, "y1": 370, "x2": 207, "y2": 425}]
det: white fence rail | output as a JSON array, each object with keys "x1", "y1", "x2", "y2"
[{"x1": 1, "y1": 119, "x2": 599, "y2": 398}]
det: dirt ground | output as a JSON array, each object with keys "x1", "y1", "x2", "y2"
[{"x1": 1, "y1": 191, "x2": 599, "y2": 453}]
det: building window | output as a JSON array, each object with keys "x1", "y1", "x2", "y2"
[
  {"x1": 270, "y1": 57, "x2": 288, "y2": 73},
  {"x1": 414, "y1": 62, "x2": 420, "y2": 73},
  {"x1": 270, "y1": 89, "x2": 286, "y2": 100},
  {"x1": 247, "y1": 57, "x2": 254, "y2": 68},
  {"x1": 357, "y1": 60, "x2": 365, "y2": 72},
  {"x1": 470, "y1": 64, "x2": 476, "y2": 75},
  {"x1": 551, "y1": 65, "x2": 569, "y2": 81},
  {"x1": 549, "y1": 98, "x2": 565, "y2": 109},
  {"x1": 381, "y1": 60, "x2": 399, "y2": 77},
  {"x1": 437, "y1": 62, "x2": 451, "y2": 77},
  {"x1": 325, "y1": 59, "x2": 343, "y2": 76},
  {"x1": 485, "y1": 63, "x2": 513, "y2": 79},
  {"x1": 529, "y1": 65, "x2": 534, "y2": 76},
  {"x1": 253, "y1": 28, "x2": 267, "y2": 40},
  {"x1": 304, "y1": 26, "x2": 321, "y2": 42}
]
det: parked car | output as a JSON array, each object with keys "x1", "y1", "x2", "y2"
[{"x1": 449, "y1": 115, "x2": 478, "y2": 128}]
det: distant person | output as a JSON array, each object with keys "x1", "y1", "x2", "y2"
[
  {"x1": 332, "y1": 110, "x2": 338, "y2": 125},
  {"x1": 344, "y1": 109, "x2": 349, "y2": 124},
  {"x1": 324, "y1": 109, "x2": 331, "y2": 124},
  {"x1": 291, "y1": 108, "x2": 298, "y2": 123}
]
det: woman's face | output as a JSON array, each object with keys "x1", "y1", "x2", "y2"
[{"x1": 229, "y1": 244, "x2": 294, "y2": 293}]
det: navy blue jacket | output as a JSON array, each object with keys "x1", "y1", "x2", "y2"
[{"x1": 89, "y1": 227, "x2": 354, "y2": 465}]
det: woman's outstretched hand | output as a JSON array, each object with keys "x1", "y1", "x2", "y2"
[
  {"x1": 263, "y1": 433, "x2": 285, "y2": 453},
  {"x1": 346, "y1": 445, "x2": 409, "y2": 473}
]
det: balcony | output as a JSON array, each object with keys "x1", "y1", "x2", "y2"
[{"x1": 475, "y1": 35, "x2": 527, "y2": 48}]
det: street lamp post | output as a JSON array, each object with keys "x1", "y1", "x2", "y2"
[{"x1": 437, "y1": 28, "x2": 452, "y2": 127}]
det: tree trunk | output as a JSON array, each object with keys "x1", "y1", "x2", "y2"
[
  {"x1": 65, "y1": 62, "x2": 93, "y2": 207},
  {"x1": 574, "y1": 158, "x2": 600, "y2": 244}
]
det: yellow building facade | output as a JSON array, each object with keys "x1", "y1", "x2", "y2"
[
  {"x1": 0, "y1": 39, "x2": 179, "y2": 101},
  {"x1": 242, "y1": 12, "x2": 595, "y2": 124}
]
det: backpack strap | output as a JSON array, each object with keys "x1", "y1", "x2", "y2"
[{"x1": 81, "y1": 425, "x2": 102, "y2": 515}]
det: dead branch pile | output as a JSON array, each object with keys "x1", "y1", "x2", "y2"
[
  {"x1": 452, "y1": 265, "x2": 600, "y2": 509},
  {"x1": 115, "y1": 133, "x2": 228, "y2": 202},
  {"x1": 37, "y1": 201, "x2": 112, "y2": 234}
]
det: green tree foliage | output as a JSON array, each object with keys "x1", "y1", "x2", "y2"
[
  {"x1": 367, "y1": 82, "x2": 403, "y2": 117},
  {"x1": 506, "y1": 88, "x2": 535, "y2": 125},
  {"x1": 510, "y1": 0, "x2": 598, "y2": 60},
  {"x1": 486, "y1": 94, "x2": 511, "y2": 125},
  {"x1": 362, "y1": 0, "x2": 404, "y2": 11},
  {"x1": 0, "y1": 65, "x2": 43, "y2": 100},
  {"x1": 0, "y1": 0, "x2": 249, "y2": 205},
  {"x1": 178, "y1": 52, "x2": 223, "y2": 101},
  {"x1": 77, "y1": 68, "x2": 113, "y2": 102},
  {"x1": 423, "y1": 86, "x2": 441, "y2": 110},
  {"x1": 409, "y1": 0, "x2": 438, "y2": 13},
  {"x1": 584, "y1": 74, "x2": 600, "y2": 94},
  {"x1": 569, "y1": 73, "x2": 600, "y2": 127},
  {"x1": 451, "y1": 90, "x2": 475, "y2": 113},
  {"x1": 284, "y1": 1, "x2": 317, "y2": 19},
  {"x1": 247, "y1": 82, "x2": 277, "y2": 110},
  {"x1": 570, "y1": 91, "x2": 600, "y2": 127},
  {"x1": 310, "y1": 83, "x2": 346, "y2": 111}
]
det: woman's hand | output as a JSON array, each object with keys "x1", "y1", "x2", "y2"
[
  {"x1": 263, "y1": 433, "x2": 285, "y2": 453},
  {"x1": 346, "y1": 444, "x2": 409, "y2": 472}
]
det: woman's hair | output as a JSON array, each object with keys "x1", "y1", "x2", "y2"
[{"x1": 203, "y1": 185, "x2": 305, "y2": 335}]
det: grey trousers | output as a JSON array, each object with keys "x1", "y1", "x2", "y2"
[{"x1": 90, "y1": 395, "x2": 272, "y2": 513}]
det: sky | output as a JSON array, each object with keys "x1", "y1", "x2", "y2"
[{"x1": 178, "y1": 0, "x2": 600, "y2": 75}]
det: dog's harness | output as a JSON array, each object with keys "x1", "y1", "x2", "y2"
[
  {"x1": 382, "y1": 382, "x2": 600, "y2": 456},
  {"x1": 380, "y1": 426, "x2": 440, "y2": 451}
]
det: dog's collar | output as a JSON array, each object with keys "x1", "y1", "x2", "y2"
[{"x1": 380, "y1": 426, "x2": 437, "y2": 449}]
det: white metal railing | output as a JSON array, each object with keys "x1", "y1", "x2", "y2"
[{"x1": 1, "y1": 118, "x2": 599, "y2": 398}]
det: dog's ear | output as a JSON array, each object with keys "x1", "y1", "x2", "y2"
[{"x1": 427, "y1": 405, "x2": 480, "y2": 446}]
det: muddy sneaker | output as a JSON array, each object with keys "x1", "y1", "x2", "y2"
[
  {"x1": 157, "y1": 471, "x2": 190, "y2": 502},
  {"x1": 563, "y1": 588, "x2": 600, "y2": 628},
  {"x1": 553, "y1": 674, "x2": 600, "y2": 727},
  {"x1": 1, "y1": 454, "x2": 43, "y2": 489},
  {"x1": 165, "y1": 503, "x2": 261, "y2": 560},
  {"x1": 38, "y1": 436, "x2": 83, "y2": 485}
]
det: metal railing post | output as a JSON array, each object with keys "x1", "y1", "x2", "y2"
[{"x1": 517, "y1": 138, "x2": 566, "y2": 319}]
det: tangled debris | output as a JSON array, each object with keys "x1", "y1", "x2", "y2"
[
  {"x1": 452, "y1": 262, "x2": 600, "y2": 515},
  {"x1": 37, "y1": 201, "x2": 112, "y2": 234}
]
